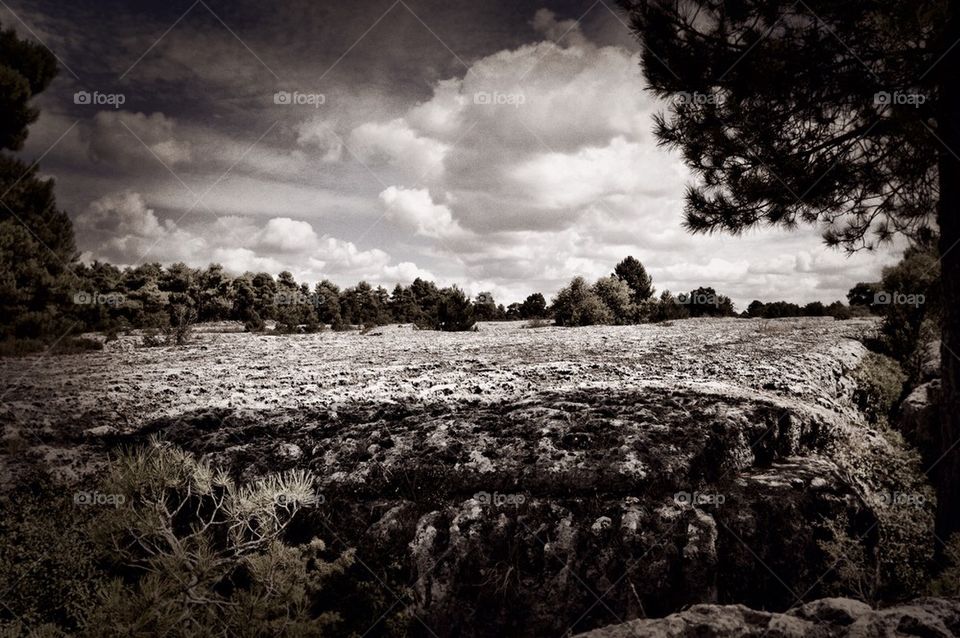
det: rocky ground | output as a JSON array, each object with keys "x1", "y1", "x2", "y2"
[
  {"x1": 0, "y1": 318, "x2": 941, "y2": 636},
  {"x1": 577, "y1": 597, "x2": 960, "y2": 637}
]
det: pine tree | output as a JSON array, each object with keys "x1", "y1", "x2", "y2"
[{"x1": 618, "y1": 0, "x2": 959, "y2": 535}]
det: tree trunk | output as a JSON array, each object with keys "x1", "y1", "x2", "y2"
[{"x1": 935, "y1": 0, "x2": 960, "y2": 541}]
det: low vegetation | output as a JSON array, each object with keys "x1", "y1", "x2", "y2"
[{"x1": 0, "y1": 440, "x2": 411, "y2": 637}]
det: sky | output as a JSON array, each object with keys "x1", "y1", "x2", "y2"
[{"x1": 1, "y1": 0, "x2": 903, "y2": 308}]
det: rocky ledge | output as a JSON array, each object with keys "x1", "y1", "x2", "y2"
[
  {"x1": 0, "y1": 318, "x2": 940, "y2": 635},
  {"x1": 577, "y1": 597, "x2": 960, "y2": 637}
]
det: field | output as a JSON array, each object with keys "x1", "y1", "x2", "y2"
[{"x1": 0, "y1": 317, "x2": 937, "y2": 635}]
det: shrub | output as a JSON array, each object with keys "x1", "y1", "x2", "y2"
[
  {"x1": 680, "y1": 286, "x2": 735, "y2": 317},
  {"x1": 929, "y1": 533, "x2": 960, "y2": 596},
  {"x1": 552, "y1": 276, "x2": 613, "y2": 327},
  {"x1": 139, "y1": 329, "x2": 165, "y2": 348},
  {"x1": 818, "y1": 504, "x2": 932, "y2": 605},
  {"x1": 592, "y1": 276, "x2": 636, "y2": 324},
  {"x1": 0, "y1": 441, "x2": 412, "y2": 636},
  {"x1": 649, "y1": 290, "x2": 690, "y2": 322},
  {"x1": 244, "y1": 310, "x2": 266, "y2": 333},
  {"x1": 139, "y1": 306, "x2": 196, "y2": 347},
  {"x1": 875, "y1": 244, "x2": 940, "y2": 364},
  {"x1": 0, "y1": 473, "x2": 103, "y2": 632},
  {"x1": 83, "y1": 440, "x2": 349, "y2": 637},
  {"x1": 169, "y1": 304, "x2": 195, "y2": 345},
  {"x1": 522, "y1": 318, "x2": 552, "y2": 329},
  {"x1": 518, "y1": 293, "x2": 547, "y2": 319},
  {"x1": 828, "y1": 301, "x2": 853, "y2": 320},
  {"x1": 852, "y1": 352, "x2": 907, "y2": 426}
]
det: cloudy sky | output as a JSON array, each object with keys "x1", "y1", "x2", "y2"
[{"x1": 3, "y1": 0, "x2": 902, "y2": 308}]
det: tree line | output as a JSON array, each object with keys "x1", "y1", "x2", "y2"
[
  {"x1": 50, "y1": 254, "x2": 862, "y2": 340},
  {"x1": 64, "y1": 261, "x2": 549, "y2": 335}
]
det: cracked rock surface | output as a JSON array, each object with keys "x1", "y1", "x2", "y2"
[{"x1": 0, "y1": 318, "x2": 938, "y2": 636}]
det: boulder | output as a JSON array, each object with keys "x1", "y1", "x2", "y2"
[{"x1": 899, "y1": 380, "x2": 941, "y2": 461}]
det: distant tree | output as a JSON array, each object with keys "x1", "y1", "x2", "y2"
[
  {"x1": 159, "y1": 263, "x2": 194, "y2": 296},
  {"x1": 506, "y1": 302, "x2": 522, "y2": 320},
  {"x1": 339, "y1": 281, "x2": 390, "y2": 328},
  {"x1": 374, "y1": 286, "x2": 392, "y2": 323},
  {"x1": 473, "y1": 292, "x2": 499, "y2": 321},
  {"x1": 747, "y1": 300, "x2": 766, "y2": 318},
  {"x1": 848, "y1": 282, "x2": 881, "y2": 309},
  {"x1": 250, "y1": 273, "x2": 277, "y2": 321},
  {"x1": 649, "y1": 290, "x2": 689, "y2": 322},
  {"x1": 681, "y1": 286, "x2": 734, "y2": 317},
  {"x1": 592, "y1": 276, "x2": 636, "y2": 324},
  {"x1": 435, "y1": 287, "x2": 476, "y2": 331},
  {"x1": 803, "y1": 301, "x2": 826, "y2": 317},
  {"x1": 614, "y1": 256, "x2": 654, "y2": 303},
  {"x1": 518, "y1": 293, "x2": 547, "y2": 319},
  {"x1": 388, "y1": 284, "x2": 420, "y2": 323},
  {"x1": 826, "y1": 301, "x2": 852, "y2": 321},
  {"x1": 299, "y1": 282, "x2": 320, "y2": 332},
  {"x1": 230, "y1": 277, "x2": 257, "y2": 325},
  {"x1": 410, "y1": 278, "x2": 442, "y2": 327},
  {"x1": 314, "y1": 280, "x2": 342, "y2": 328},
  {"x1": 552, "y1": 276, "x2": 613, "y2": 327},
  {"x1": 122, "y1": 263, "x2": 164, "y2": 292},
  {"x1": 760, "y1": 301, "x2": 802, "y2": 319},
  {"x1": 195, "y1": 264, "x2": 233, "y2": 321},
  {"x1": 273, "y1": 271, "x2": 303, "y2": 333}
]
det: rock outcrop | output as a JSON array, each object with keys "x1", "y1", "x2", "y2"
[
  {"x1": 576, "y1": 597, "x2": 960, "y2": 637},
  {"x1": 900, "y1": 379, "x2": 941, "y2": 462},
  {"x1": 0, "y1": 318, "x2": 939, "y2": 635}
]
